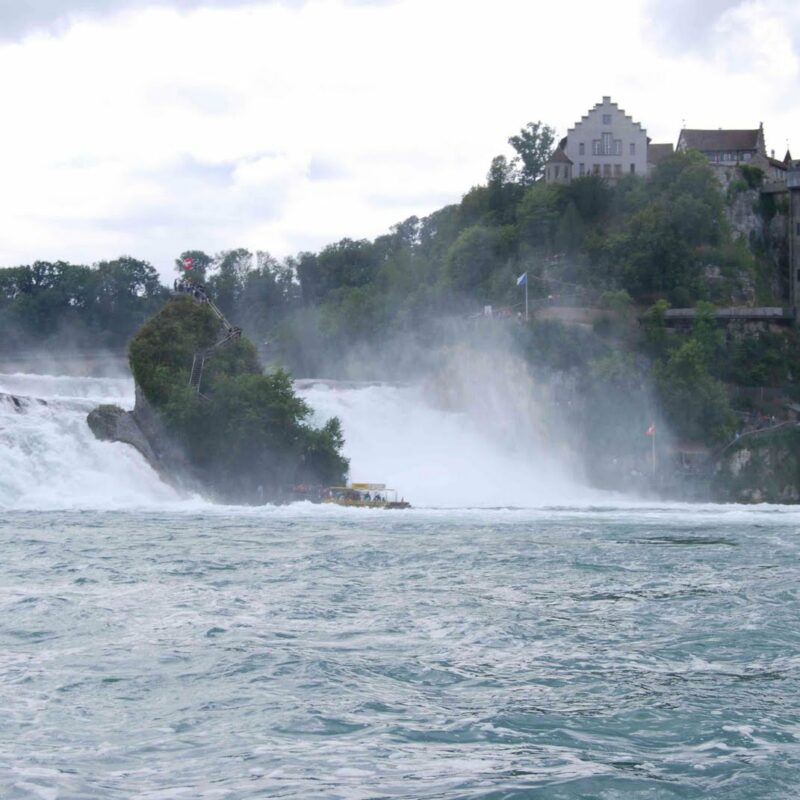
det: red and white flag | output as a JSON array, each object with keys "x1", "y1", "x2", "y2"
[
  {"x1": 645, "y1": 423, "x2": 656, "y2": 436},
  {"x1": 182, "y1": 256, "x2": 193, "y2": 271}
]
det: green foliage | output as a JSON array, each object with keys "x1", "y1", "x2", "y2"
[
  {"x1": 691, "y1": 301, "x2": 724, "y2": 366},
  {"x1": 740, "y1": 164, "x2": 764, "y2": 189},
  {"x1": 175, "y1": 250, "x2": 213, "y2": 283},
  {"x1": 445, "y1": 226, "x2": 500, "y2": 296},
  {"x1": 654, "y1": 339, "x2": 737, "y2": 444},
  {"x1": 758, "y1": 191, "x2": 778, "y2": 223},
  {"x1": 508, "y1": 121, "x2": 556, "y2": 185},
  {"x1": 564, "y1": 176, "x2": 613, "y2": 221},
  {"x1": 640, "y1": 300, "x2": 671, "y2": 360},
  {"x1": 518, "y1": 319, "x2": 609, "y2": 371},
  {"x1": 722, "y1": 328, "x2": 800, "y2": 387},
  {"x1": 517, "y1": 184, "x2": 560, "y2": 247},
  {"x1": 0, "y1": 257, "x2": 166, "y2": 350},
  {"x1": 129, "y1": 297, "x2": 348, "y2": 500}
]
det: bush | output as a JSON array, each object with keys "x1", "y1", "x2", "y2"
[{"x1": 740, "y1": 164, "x2": 764, "y2": 189}]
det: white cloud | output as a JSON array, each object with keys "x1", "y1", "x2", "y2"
[{"x1": 0, "y1": 0, "x2": 797, "y2": 278}]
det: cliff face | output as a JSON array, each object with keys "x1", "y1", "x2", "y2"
[
  {"x1": 712, "y1": 427, "x2": 800, "y2": 503},
  {"x1": 726, "y1": 188, "x2": 763, "y2": 244},
  {"x1": 87, "y1": 386, "x2": 200, "y2": 496},
  {"x1": 725, "y1": 184, "x2": 789, "y2": 303}
]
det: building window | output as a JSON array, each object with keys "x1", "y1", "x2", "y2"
[
  {"x1": 630, "y1": 142, "x2": 635, "y2": 156},
  {"x1": 593, "y1": 134, "x2": 622, "y2": 156},
  {"x1": 554, "y1": 166, "x2": 560, "y2": 179},
  {"x1": 603, "y1": 114, "x2": 611, "y2": 125},
  {"x1": 593, "y1": 164, "x2": 600, "y2": 176},
  {"x1": 744, "y1": 152, "x2": 752, "y2": 161},
  {"x1": 614, "y1": 164, "x2": 622, "y2": 176},
  {"x1": 579, "y1": 163, "x2": 585, "y2": 176},
  {"x1": 630, "y1": 163, "x2": 636, "y2": 174},
  {"x1": 603, "y1": 164, "x2": 611, "y2": 177},
  {"x1": 579, "y1": 142, "x2": 585, "y2": 155}
]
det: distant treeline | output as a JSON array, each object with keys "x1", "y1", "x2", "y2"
[
  {"x1": 0, "y1": 257, "x2": 167, "y2": 351},
  {"x1": 2, "y1": 122, "x2": 796, "y2": 456}
]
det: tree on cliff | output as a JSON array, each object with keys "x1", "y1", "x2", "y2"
[
  {"x1": 508, "y1": 121, "x2": 556, "y2": 185},
  {"x1": 128, "y1": 295, "x2": 348, "y2": 502}
]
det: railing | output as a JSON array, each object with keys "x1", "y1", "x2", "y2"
[
  {"x1": 663, "y1": 306, "x2": 794, "y2": 322},
  {"x1": 174, "y1": 281, "x2": 241, "y2": 394}
]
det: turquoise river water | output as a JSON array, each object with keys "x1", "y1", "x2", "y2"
[{"x1": 1, "y1": 374, "x2": 799, "y2": 798}]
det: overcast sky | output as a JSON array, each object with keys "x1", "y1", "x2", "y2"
[{"x1": 0, "y1": 0, "x2": 798, "y2": 277}]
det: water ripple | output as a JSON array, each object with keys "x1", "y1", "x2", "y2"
[{"x1": 1, "y1": 508, "x2": 799, "y2": 798}]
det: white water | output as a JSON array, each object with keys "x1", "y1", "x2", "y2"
[
  {"x1": 0, "y1": 373, "x2": 179, "y2": 510},
  {"x1": 300, "y1": 381, "x2": 588, "y2": 507},
  {"x1": 0, "y1": 372, "x2": 589, "y2": 510}
]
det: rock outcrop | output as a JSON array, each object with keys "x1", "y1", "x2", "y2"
[
  {"x1": 712, "y1": 426, "x2": 800, "y2": 503},
  {"x1": 87, "y1": 386, "x2": 198, "y2": 494}
]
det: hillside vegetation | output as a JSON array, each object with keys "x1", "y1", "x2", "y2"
[
  {"x1": 129, "y1": 296, "x2": 348, "y2": 503},
  {"x1": 6, "y1": 119, "x2": 799, "y2": 496}
]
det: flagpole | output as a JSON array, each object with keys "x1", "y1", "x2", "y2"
[
  {"x1": 525, "y1": 280, "x2": 529, "y2": 321},
  {"x1": 651, "y1": 427, "x2": 656, "y2": 477}
]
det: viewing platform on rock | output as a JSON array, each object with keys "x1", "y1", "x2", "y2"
[{"x1": 662, "y1": 306, "x2": 795, "y2": 326}]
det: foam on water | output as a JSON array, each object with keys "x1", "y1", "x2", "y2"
[
  {"x1": 1, "y1": 506, "x2": 799, "y2": 798},
  {"x1": 0, "y1": 372, "x2": 179, "y2": 510},
  {"x1": 0, "y1": 372, "x2": 597, "y2": 511},
  {"x1": 299, "y1": 380, "x2": 593, "y2": 507},
  {"x1": 2, "y1": 371, "x2": 798, "y2": 516},
  {"x1": 2, "y1": 373, "x2": 800, "y2": 797}
]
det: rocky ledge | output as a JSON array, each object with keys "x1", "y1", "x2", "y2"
[{"x1": 87, "y1": 386, "x2": 197, "y2": 494}]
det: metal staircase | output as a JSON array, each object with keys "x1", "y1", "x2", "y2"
[
  {"x1": 174, "y1": 281, "x2": 242, "y2": 395},
  {"x1": 189, "y1": 353, "x2": 205, "y2": 389}
]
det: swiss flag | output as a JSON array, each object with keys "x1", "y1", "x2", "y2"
[{"x1": 183, "y1": 256, "x2": 193, "y2": 271}]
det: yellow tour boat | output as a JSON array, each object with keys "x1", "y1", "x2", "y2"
[{"x1": 322, "y1": 482, "x2": 411, "y2": 509}]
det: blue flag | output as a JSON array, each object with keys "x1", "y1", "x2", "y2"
[{"x1": 516, "y1": 272, "x2": 527, "y2": 286}]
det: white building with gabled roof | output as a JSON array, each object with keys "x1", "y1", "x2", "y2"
[{"x1": 545, "y1": 96, "x2": 654, "y2": 184}]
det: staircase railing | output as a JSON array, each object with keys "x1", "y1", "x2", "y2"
[{"x1": 174, "y1": 281, "x2": 242, "y2": 395}]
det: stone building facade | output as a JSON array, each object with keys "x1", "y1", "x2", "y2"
[
  {"x1": 789, "y1": 163, "x2": 800, "y2": 309},
  {"x1": 545, "y1": 97, "x2": 672, "y2": 185}
]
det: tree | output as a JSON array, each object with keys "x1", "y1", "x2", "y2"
[
  {"x1": 508, "y1": 121, "x2": 555, "y2": 185},
  {"x1": 175, "y1": 250, "x2": 213, "y2": 283},
  {"x1": 208, "y1": 248, "x2": 252, "y2": 315},
  {"x1": 487, "y1": 154, "x2": 515, "y2": 187},
  {"x1": 517, "y1": 183, "x2": 560, "y2": 248},
  {"x1": 129, "y1": 296, "x2": 348, "y2": 500},
  {"x1": 654, "y1": 339, "x2": 737, "y2": 444},
  {"x1": 445, "y1": 226, "x2": 498, "y2": 295}
]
